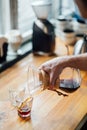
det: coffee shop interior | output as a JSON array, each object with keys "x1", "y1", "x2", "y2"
[{"x1": 0, "y1": 0, "x2": 87, "y2": 130}]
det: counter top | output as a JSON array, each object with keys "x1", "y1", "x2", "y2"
[{"x1": 0, "y1": 37, "x2": 87, "y2": 130}]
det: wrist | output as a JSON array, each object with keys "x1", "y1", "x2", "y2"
[{"x1": 61, "y1": 55, "x2": 74, "y2": 68}]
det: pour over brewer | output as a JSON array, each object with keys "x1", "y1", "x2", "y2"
[{"x1": 32, "y1": 1, "x2": 55, "y2": 55}]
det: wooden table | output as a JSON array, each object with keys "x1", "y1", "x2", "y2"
[{"x1": 0, "y1": 37, "x2": 87, "y2": 130}]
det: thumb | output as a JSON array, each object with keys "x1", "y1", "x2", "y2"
[{"x1": 49, "y1": 72, "x2": 57, "y2": 89}]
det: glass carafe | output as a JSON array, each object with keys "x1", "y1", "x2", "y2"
[
  {"x1": 27, "y1": 64, "x2": 44, "y2": 95},
  {"x1": 59, "y1": 67, "x2": 81, "y2": 90},
  {"x1": 59, "y1": 35, "x2": 82, "y2": 90}
]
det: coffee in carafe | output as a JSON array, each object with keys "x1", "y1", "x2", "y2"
[{"x1": 59, "y1": 67, "x2": 81, "y2": 90}]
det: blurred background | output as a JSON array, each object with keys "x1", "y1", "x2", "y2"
[{"x1": 0, "y1": 0, "x2": 79, "y2": 71}]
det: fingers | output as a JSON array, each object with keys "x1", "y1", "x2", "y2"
[
  {"x1": 39, "y1": 65, "x2": 52, "y2": 75},
  {"x1": 49, "y1": 70, "x2": 59, "y2": 89},
  {"x1": 39, "y1": 65, "x2": 59, "y2": 89}
]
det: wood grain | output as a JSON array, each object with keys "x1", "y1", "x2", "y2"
[{"x1": 0, "y1": 37, "x2": 87, "y2": 130}]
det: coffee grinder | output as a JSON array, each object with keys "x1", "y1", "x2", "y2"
[{"x1": 31, "y1": 0, "x2": 55, "y2": 55}]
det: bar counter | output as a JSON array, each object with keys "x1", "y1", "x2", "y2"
[{"x1": 0, "y1": 37, "x2": 87, "y2": 130}]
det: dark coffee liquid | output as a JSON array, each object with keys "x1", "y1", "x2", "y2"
[
  {"x1": 63, "y1": 29, "x2": 74, "y2": 33},
  {"x1": 77, "y1": 19, "x2": 85, "y2": 24},
  {"x1": 76, "y1": 34, "x2": 84, "y2": 37},
  {"x1": 18, "y1": 105, "x2": 31, "y2": 118},
  {"x1": 60, "y1": 79, "x2": 80, "y2": 89},
  {"x1": 17, "y1": 97, "x2": 33, "y2": 118}
]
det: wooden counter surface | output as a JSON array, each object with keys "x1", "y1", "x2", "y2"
[{"x1": 0, "y1": 37, "x2": 87, "y2": 130}]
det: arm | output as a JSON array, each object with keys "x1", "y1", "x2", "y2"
[
  {"x1": 39, "y1": 53, "x2": 87, "y2": 86},
  {"x1": 64, "y1": 53, "x2": 87, "y2": 70}
]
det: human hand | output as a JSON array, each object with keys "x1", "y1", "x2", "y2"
[{"x1": 39, "y1": 57, "x2": 67, "y2": 89}]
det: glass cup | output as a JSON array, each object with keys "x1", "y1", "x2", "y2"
[
  {"x1": 6, "y1": 29, "x2": 23, "y2": 57},
  {"x1": 27, "y1": 64, "x2": 44, "y2": 96},
  {"x1": 9, "y1": 85, "x2": 33, "y2": 118}
]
